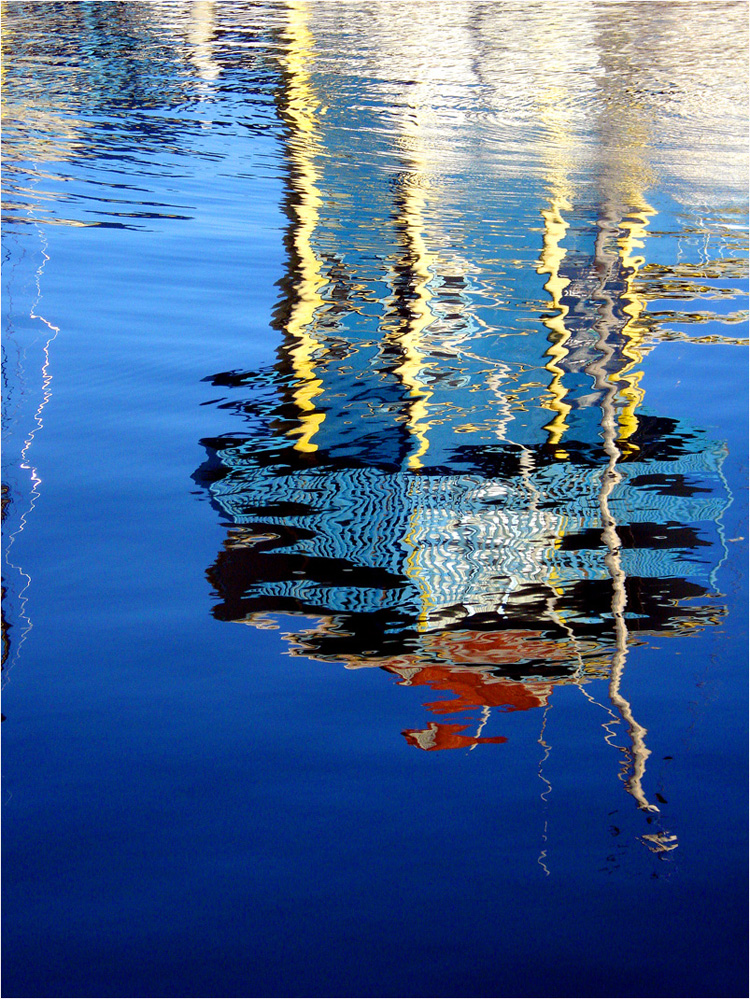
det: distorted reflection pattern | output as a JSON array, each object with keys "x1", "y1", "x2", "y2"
[
  {"x1": 194, "y1": 1, "x2": 742, "y2": 828},
  {"x1": 1, "y1": 4, "x2": 747, "y2": 996}
]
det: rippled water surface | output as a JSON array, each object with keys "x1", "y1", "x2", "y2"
[{"x1": 2, "y1": 3, "x2": 748, "y2": 997}]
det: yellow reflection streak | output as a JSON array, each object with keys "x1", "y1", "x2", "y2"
[
  {"x1": 533, "y1": 42, "x2": 576, "y2": 452},
  {"x1": 385, "y1": 110, "x2": 438, "y2": 629},
  {"x1": 389, "y1": 144, "x2": 435, "y2": 471},
  {"x1": 281, "y1": 0, "x2": 326, "y2": 452},
  {"x1": 538, "y1": 194, "x2": 573, "y2": 449},
  {"x1": 403, "y1": 499, "x2": 435, "y2": 634},
  {"x1": 614, "y1": 205, "x2": 656, "y2": 448}
]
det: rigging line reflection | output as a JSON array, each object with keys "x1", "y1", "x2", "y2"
[
  {"x1": 537, "y1": 820, "x2": 551, "y2": 878},
  {"x1": 3, "y1": 196, "x2": 60, "y2": 681},
  {"x1": 537, "y1": 700, "x2": 553, "y2": 804},
  {"x1": 588, "y1": 207, "x2": 659, "y2": 815},
  {"x1": 536, "y1": 700, "x2": 553, "y2": 876},
  {"x1": 469, "y1": 703, "x2": 491, "y2": 750},
  {"x1": 576, "y1": 681, "x2": 622, "y2": 757},
  {"x1": 709, "y1": 450, "x2": 733, "y2": 595}
]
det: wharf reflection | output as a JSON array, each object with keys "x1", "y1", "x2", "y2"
[{"x1": 194, "y1": 1, "x2": 738, "y2": 836}]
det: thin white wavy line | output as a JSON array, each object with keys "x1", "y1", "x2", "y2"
[{"x1": 3, "y1": 172, "x2": 60, "y2": 681}]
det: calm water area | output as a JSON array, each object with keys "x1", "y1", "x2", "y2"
[{"x1": 2, "y1": 3, "x2": 748, "y2": 997}]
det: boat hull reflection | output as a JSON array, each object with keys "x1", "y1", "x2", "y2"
[
  {"x1": 197, "y1": 437, "x2": 726, "y2": 755},
  {"x1": 193, "y1": 0, "x2": 736, "y2": 835}
]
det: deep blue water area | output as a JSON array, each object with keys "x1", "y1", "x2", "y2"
[{"x1": 2, "y1": 3, "x2": 748, "y2": 997}]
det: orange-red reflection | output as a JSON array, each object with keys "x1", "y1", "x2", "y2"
[
  {"x1": 389, "y1": 663, "x2": 552, "y2": 716},
  {"x1": 403, "y1": 722, "x2": 507, "y2": 751},
  {"x1": 264, "y1": 616, "x2": 587, "y2": 750},
  {"x1": 376, "y1": 630, "x2": 567, "y2": 750}
]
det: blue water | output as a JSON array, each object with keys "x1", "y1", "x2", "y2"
[{"x1": 2, "y1": 4, "x2": 748, "y2": 997}]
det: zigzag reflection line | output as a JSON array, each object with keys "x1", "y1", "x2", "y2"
[
  {"x1": 577, "y1": 682, "x2": 621, "y2": 737},
  {"x1": 537, "y1": 700, "x2": 553, "y2": 803},
  {"x1": 536, "y1": 702, "x2": 553, "y2": 877},
  {"x1": 709, "y1": 444, "x2": 733, "y2": 595},
  {"x1": 281, "y1": 0, "x2": 327, "y2": 454},
  {"x1": 588, "y1": 212, "x2": 659, "y2": 815},
  {"x1": 3, "y1": 199, "x2": 60, "y2": 681},
  {"x1": 468, "y1": 703, "x2": 491, "y2": 751},
  {"x1": 537, "y1": 820, "x2": 551, "y2": 878}
]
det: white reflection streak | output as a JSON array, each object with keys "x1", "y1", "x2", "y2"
[
  {"x1": 589, "y1": 216, "x2": 659, "y2": 815},
  {"x1": 3, "y1": 207, "x2": 60, "y2": 680},
  {"x1": 576, "y1": 681, "x2": 621, "y2": 745},
  {"x1": 709, "y1": 446, "x2": 733, "y2": 595},
  {"x1": 468, "y1": 703, "x2": 491, "y2": 750},
  {"x1": 187, "y1": 1, "x2": 221, "y2": 87},
  {"x1": 536, "y1": 701, "x2": 552, "y2": 876}
]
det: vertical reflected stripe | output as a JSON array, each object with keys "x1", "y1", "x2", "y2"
[
  {"x1": 385, "y1": 113, "x2": 437, "y2": 626},
  {"x1": 533, "y1": 43, "x2": 576, "y2": 451},
  {"x1": 587, "y1": 215, "x2": 659, "y2": 815},
  {"x1": 3, "y1": 221, "x2": 60, "y2": 678},
  {"x1": 614, "y1": 205, "x2": 655, "y2": 446},
  {"x1": 187, "y1": 1, "x2": 221, "y2": 83},
  {"x1": 538, "y1": 194, "x2": 573, "y2": 448},
  {"x1": 389, "y1": 116, "x2": 435, "y2": 471},
  {"x1": 403, "y1": 499, "x2": 435, "y2": 634},
  {"x1": 281, "y1": 0, "x2": 325, "y2": 452}
]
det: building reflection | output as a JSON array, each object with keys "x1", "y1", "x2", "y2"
[{"x1": 194, "y1": 2, "x2": 736, "y2": 843}]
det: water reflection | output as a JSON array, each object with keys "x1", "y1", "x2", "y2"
[
  {"x1": 194, "y1": 1, "x2": 742, "y2": 845},
  {"x1": 2, "y1": 0, "x2": 745, "y2": 823},
  {"x1": 1, "y1": 2, "x2": 285, "y2": 230},
  {"x1": 0, "y1": 1, "x2": 286, "y2": 669}
]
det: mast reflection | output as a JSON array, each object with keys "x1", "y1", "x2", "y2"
[{"x1": 194, "y1": 3, "x2": 732, "y2": 839}]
